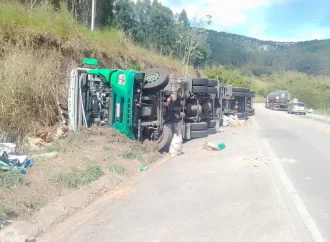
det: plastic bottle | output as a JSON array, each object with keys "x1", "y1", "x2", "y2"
[{"x1": 218, "y1": 143, "x2": 226, "y2": 150}]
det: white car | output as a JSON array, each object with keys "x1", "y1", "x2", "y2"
[{"x1": 288, "y1": 102, "x2": 306, "y2": 115}]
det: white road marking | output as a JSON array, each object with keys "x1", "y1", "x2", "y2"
[{"x1": 251, "y1": 116, "x2": 325, "y2": 242}]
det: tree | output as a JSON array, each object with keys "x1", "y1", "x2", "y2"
[
  {"x1": 113, "y1": 0, "x2": 135, "y2": 34},
  {"x1": 180, "y1": 15, "x2": 212, "y2": 76},
  {"x1": 178, "y1": 9, "x2": 189, "y2": 28}
]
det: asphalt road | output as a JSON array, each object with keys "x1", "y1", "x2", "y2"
[
  {"x1": 38, "y1": 112, "x2": 313, "y2": 242},
  {"x1": 254, "y1": 103, "x2": 330, "y2": 241}
]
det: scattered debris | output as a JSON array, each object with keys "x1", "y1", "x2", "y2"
[
  {"x1": 0, "y1": 143, "x2": 33, "y2": 174},
  {"x1": 0, "y1": 143, "x2": 16, "y2": 155},
  {"x1": 0, "y1": 152, "x2": 34, "y2": 174},
  {"x1": 223, "y1": 115, "x2": 231, "y2": 126},
  {"x1": 218, "y1": 143, "x2": 226, "y2": 150},
  {"x1": 139, "y1": 166, "x2": 149, "y2": 172},
  {"x1": 169, "y1": 133, "x2": 183, "y2": 157},
  {"x1": 203, "y1": 142, "x2": 222, "y2": 151},
  {"x1": 229, "y1": 115, "x2": 245, "y2": 127}
]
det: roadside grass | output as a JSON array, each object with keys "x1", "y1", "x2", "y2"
[
  {"x1": 0, "y1": 1, "x2": 194, "y2": 140},
  {"x1": 53, "y1": 165, "x2": 103, "y2": 189},
  {"x1": 108, "y1": 165, "x2": 126, "y2": 175},
  {"x1": 122, "y1": 150, "x2": 145, "y2": 164},
  {"x1": 0, "y1": 171, "x2": 27, "y2": 188}
]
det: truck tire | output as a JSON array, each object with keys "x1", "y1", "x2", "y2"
[
  {"x1": 208, "y1": 119, "x2": 216, "y2": 128},
  {"x1": 190, "y1": 130, "x2": 208, "y2": 139},
  {"x1": 233, "y1": 87, "x2": 249, "y2": 93},
  {"x1": 192, "y1": 78, "x2": 209, "y2": 86},
  {"x1": 192, "y1": 86, "x2": 208, "y2": 94},
  {"x1": 239, "y1": 116, "x2": 248, "y2": 120},
  {"x1": 236, "y1": 112, "x2": 245, "y2": 118},
  {"x1": 158, "y1": 123, "x2": 174, "y2": 153},
  {"x1": 250, "y1": 94, "x2": 256, "y2": 98},
  {"x1": 143, "y1": 68, "x2": 169, "y2": 93},
  {"x1": 207, "y1": 87, "x2": 217, "y2": 94},
  {"x1": 208, "y1": 80, "x2": 218, "y2": 87},
  {"x1": 250, "y1": 91, "x2": 256, "y2": 94},
  {"x1": 247, "y1": 108, "x2": 255, "y2": 116},
  {"x1": 232, "y1": 92, "x2": 249, "y2": 97},
  {"x1": 207, "y1": 128, "x2": 217, "y2": 135},
  {"x1": 190, "y1": 122, "x2": 208, "y2": 131}
]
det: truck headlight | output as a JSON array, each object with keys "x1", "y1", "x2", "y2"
[{"x1": 117, "y1": 74, "x2": 126, "y2": 85}]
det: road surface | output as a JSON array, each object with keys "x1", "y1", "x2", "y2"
[
  {"x1": 254, "y1": 103, "x2": 330, "y2": 241},
  {"x1": 38, "y1": 104, "x2": 330, "y2": 242}
]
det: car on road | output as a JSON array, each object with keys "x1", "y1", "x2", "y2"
[{"x1": 287, "y1": 102, "x2": 306, "y2": 115}]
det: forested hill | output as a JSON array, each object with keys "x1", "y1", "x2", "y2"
[{"x1": 207, "y1": 30, "x2": 330, "y2": 76}]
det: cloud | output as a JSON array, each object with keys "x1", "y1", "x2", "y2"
[
  {"x1": 160, "y1": 0, "x2": 330, "y2": 41},
  {"x1": 161, "y1": 0, "x2": 291, "y2": 26}
]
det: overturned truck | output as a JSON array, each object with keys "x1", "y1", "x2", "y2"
[{"x1": 68, "y1": 58, "x2": 222, "y2": 152}]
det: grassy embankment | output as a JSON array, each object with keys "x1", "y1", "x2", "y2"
[
  {"x1": 0, "y1": 2, "x2": 193, "y2": 141},
  {"x1": 0, "y1": 2, "x2": 190, "y2": 224},
  {"x1": 202, "y1": 66, "x2": 330, "y2": 111}
]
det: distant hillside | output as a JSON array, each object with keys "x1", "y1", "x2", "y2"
[{"x1": 207, "y1": 30, "x2": 330, "y2": 76}]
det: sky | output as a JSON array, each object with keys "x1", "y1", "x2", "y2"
[{"x1": 160, "y1": 0, "x2": 330, "y2": 42}]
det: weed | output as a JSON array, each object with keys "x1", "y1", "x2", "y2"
[
  {"x1": 108, "y1": 165, "x2": 126, "y2": 175},
  {"x1": 0, "y1": 203, "x2": 15, "y2": 221},
  {"x1": 122, "y1": 150, "x2": 144, "y2": 162},
  {"x1": 0, "y1": 171, "x2": 27, "y2": 188},
  {"x1": 103, "y1": 146, "x2": 112, "y2": 151},
  {"x1": 53, "y1": 165, "x2": 103, "y2": 189}
]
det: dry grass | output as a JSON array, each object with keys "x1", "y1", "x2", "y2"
[
  {"x1": 0, "y1": 127, "x2": 162, "y2": 221},
  {"x1": 0, "y1": 1, "x2": 194, "y2": 141}
]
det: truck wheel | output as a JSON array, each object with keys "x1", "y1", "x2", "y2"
[
  {"x1": 158, "y1": 123, "x2": 174, "y2": 153},
  {"x1": 207, "y1": 128, "x2": 217, "y2": 135},
  {"x1": 233, "y1": 87, "x2": 249, "y2": 93},
  {"x1": 208, "y1": 120, "x2": 216, "y2": 128},
  {"x1": 192, "y1": 86, "x2": 208, "y2": 94},
  {"x1": 190, "y1": 122, "x2": 208, "y2": 131},
  {"x1": 192, "y1": 78, "x2": 209, "y2": 86},
  {"x1": 250, "y1": 91, "x2": 256, "y2": 94},
  {"x1": 236, "y1": 112, "x2": 245, "y2": 118},
  {"x1": 190, "y1": 130, "x2": 208, "y2": 139},
  {"x1": 207, "y1": 87, "x2": 217, "y2": 94},
  {"x1": 143, "y1": 68, "x2": 169, "y2": 93},
  {"x1": 208, "y1": 80, "x2": 218, "y2": 87}
]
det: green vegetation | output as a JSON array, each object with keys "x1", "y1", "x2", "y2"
[
  {"x1": 54, "y1": 165, "x2": 103, "y2": 189},
  {"x1": 207, "y1": 30, "x2": 330, "y2": 76},
  {"x1": 203, "y1": 66, "x2": 330, "y2": 110},
  {"x1": 122, "y1": 150, "x2": 144, "y2": 164},
  {"x1": 108, "y1": 165, "x2": 126, "y2": 175},
  {"x1": 0, "y1": 171, "x2": 27, "y2": 188}
]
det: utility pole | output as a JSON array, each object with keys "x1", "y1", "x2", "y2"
[{"x1": 91, "y1": 0, "x2": 95, "y2": 31}]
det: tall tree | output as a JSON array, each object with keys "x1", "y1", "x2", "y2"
[{"x1": 180, "y1": 15, "x2": 212, "y2": 76}]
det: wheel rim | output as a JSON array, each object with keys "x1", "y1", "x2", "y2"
[{"x1": 145, "y1": 71, "x2": 160, "y2": 83}]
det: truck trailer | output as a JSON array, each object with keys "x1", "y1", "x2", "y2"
[{"x1": 265, "y1": 90, "x2": 291, "y2": 111}]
